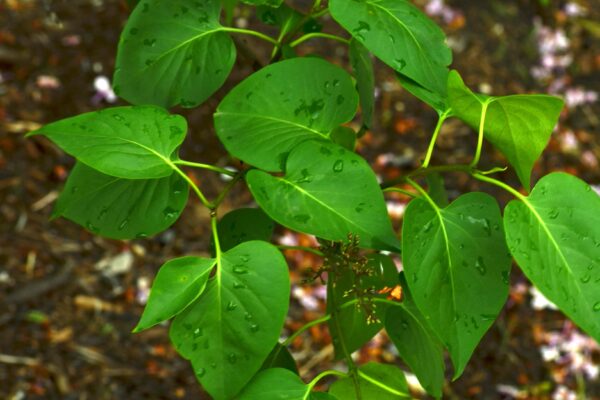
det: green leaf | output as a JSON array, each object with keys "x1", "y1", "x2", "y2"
[
  {"x1": 329, "y1": 0, "x2": 451, "y2": 95},
  {"x1": 114, "y1": 0, "x2": 236, "y2": 108},
  {"x1": 29, "y1": 106, "x2": 186, "y2": 179},
  {"x1": 246, "y1": 140, "x2": 400, "y2": 251},
  {"x1": 53, "y1": 162, "x2": 189, "y2": 240},
  {"x1": 330, "y1": 126, "x2": 356, "y2": 151},
  {"x1": 447, "y1": 70, "x2": 564, "y2": 190},
  {"x1": 397, "y1": 73, "x2": 449, "y2": 114},
  {"x1": 170, "y1": 241, "x2": 289, "y2": 400},
  {"x1": 402, "y1": 192, "x2": 511, "y2": 378},
  {"x1": 329, "y1": 362, "x2": 410, "y2": 399},
  {"x1": 222, "y1": 0, "x2": 237, "y2": 25},
  {"x1": 504, "y1": 173, "x2": 600, "y2": 342},
  {"x1": 328, "y1": 254, "x2": 399, "y2": 358},
  {"x1": 349, "y1": 39, "x2": 375, "y2": 129},
  {"x1": 237, "y1": 368, "x2": 307, "y2": 399},
  {"x1": 260, "y1": 343, "x2": 299, "y2": 375},
  {"x1": 134, "y1": 256, "x2": 215, "y2": 332},
  {"x1": 242, "y1": 0, "x2": 283, "y2": 6},
  {"x1": 385, "y1": 274, "x2": 445, "y2": 398},
  {"x1": 215, "y1": 58, "x2": 359, "y2": 171},
  {"x1": 216, "y1": 208, "x2": 275, "y2": 252}
]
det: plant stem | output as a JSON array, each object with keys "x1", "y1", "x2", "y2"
[
  {"x1": 472, "y1": 172, "x2": 527, "y2": 201},
  {"x1": 221, "y1": 27, "x2": 278, "y2": 45},
  {"x1": 277, "y1": 245, "x2": 324, "y2": 256},
  {"x1": 211, "y1": 173, "x2": 244, "y2": 209},
  {"x1": 283, "y1": 315, "x2": 331, "y2": 347},
  {"x1": 174, "y1": 160, "x2": 236, "y2": 176},
  {"x1": 422, "y1": 109, "x2": 451, "y2": 168},
  {"x1": 169, "y1": 163, "x2": 212, "y2": 209},
  {"x1": 383, "y1": 187, "x2": 417, "y2": 198},
  {"x1": 304, "y1": 370, "x2": 348, "y2": 398},
  {"x1": 290, "y1": 32, "x2": 350, "y2": 48},
  {"x1": 470, "y1": 99, "x2": 491, "y2": 168}
]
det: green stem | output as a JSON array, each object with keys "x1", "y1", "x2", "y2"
[
  {"x1": 169, "y1": 163, "x2": 212, "y2": 209},
  {"x1": 383, "y1": 187, "x2": 417, "y2": 198},
  {"x1": 277, "y1": 245, "x2": 324, "y2": 256},
  {"x1": 472, "y1": 172, "x2": 527, "y2": 201},
  {"x1": 470, "y1": 99, "x2": 491, "y2": 168},
  {"x1": 211, "y1": 173, "x2": 243, "y2": 209},
  {"x1": 174, "y1": 160, "x2": 236, "y2": 176},
  {"x1": 221, "y1": 27, "x2": 278, "y2": 45},
  {"x1": 311, "y1": 7, "x2": 329, "y2": 19},
  {"x1": 283, "y1": 315, "x2": 331, "y2": 347},
  {"x1": 422, "y1": 109, "x2": 451, "y2": 168},
  {"x1": 304, "y1": 370, "x2": 348, "y2": 398},
  {"x1": 290, "y1": 32, "x2": 350, "y2": 48}
]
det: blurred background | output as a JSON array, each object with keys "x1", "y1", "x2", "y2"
[{"x1": 1, "y1": 0, "x2": 599, "y2": 398}]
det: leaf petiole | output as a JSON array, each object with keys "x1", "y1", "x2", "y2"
[
  {"x1": 290, "y1": 33, "x2": 350, "y2": 48},
  {"x1": 470, "y1": 99, "x2": 492, "y2": 168},
  {"x1": 304, "y1": 370, "x2": 348, "y2": 398},
  {"x1": 422, "y1": 109, "x2": 451, "y2": 168},
  {"x1": 221, "y1": 27, "x2": 278, "y2": 45},
  {"x1": 174, "y1": 160, "x2": 236, "y2": 176}
]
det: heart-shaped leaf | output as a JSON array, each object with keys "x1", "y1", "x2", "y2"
[
  {"x1": 215, "y1": 58, "x2": 359, "y2": 171},
  {"x1": 330, "y1": 0, "x2": 451, "y2": 95},
  {"x1": 134, "y1": 256, "x2": 215, "y2": 332},
  {"x1": 504, "y1": 173, "x2": 600, "y2": 342},
  {"x1": 247, "y1": 140, "x2": 400, "y2": 251},
  {"x1": 448, "y1": 71, "x2": 564, "y2": 190},
  {"x1": 329, "y1": 362, "x2": 410, "y2": 399},
  {"x1": 114, "y1": 0, "x2": 236, "y2": 108},
  {"x1": 328, "y1": 254, "x2": 399, "y2": 358},
  {"x1": 53, "y1": 162, "x2": 189, "y2": 240},
  {"x1": 237, "y1": 368, "x2": 307, "y2": 399},
  {"x1": 402, "y1": 192, "x2": 511, "y2": 377},
  {"x1": 29, "y1": 106, "x2": 187, "y2": 179},
  {"x1": 170, "y1": 241, "x2": 290, "y2": 400},
  {"x1": 260, "y1": 343, "x2": 298, "y2": 375}
]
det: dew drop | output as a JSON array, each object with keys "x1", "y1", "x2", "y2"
[
  {"x1": 423, "y1": 221, "x2": 433, "y2": 233},
  {"x1": 196, "y1": 368, "x2": 206, "y2": 377},
  {"x1": 394, "y1": 58, "x2": 407, "y2": 70},
  {"x1": 112, "y1": 114, "x2": 125, "y2": 122},
  {"x1": 475, "y1": 256, "x2": 487, "y2": 275},
  {"x1": 193, "y1": 328, "x2": 203, "y2": 339},
  {"x1": 594, "y1": 302, "x2": 600, "y2": 312},
  {"x1": 143, "y1": 38, "x2": 157, "y2": 47},
  {"x1": 163, "y1": 207, "x2": 178, "y2": 220},
  {"x1": 244, "y1": 312, "x2": 252, "y2": 321},
  {"x1": 400, "y1": 321, "x2": 408, "y2": 329},
  {"x1": 228, "y1": 353, "x2": 237, "y2": 364},
  {"x1": 226, "y1": 301, "x2": 237, "y2": 311},
  {"x1": 293, "y1": 214, "x2": 310, "y2": 223},
  {"x1": 297, "y1": 168, "x2": 313, "y2": 184},
  {"x1": 233, "y1": 281, "x2": 245, "y2": 289},
  {"x1": 250, "y1": 323, "x2": 259, "y2": 332},
  {"x1": 548, "y1": 208, "x2": 560, "y2": 219},
  {"x1": 232, "y1": 265, "x2": 248, "y2": 274},
  {"x1": 581, "y1": 274, "x2": 591, "y2": 284},
  {"x1": 333, "y1": 160, "x2": 344, "y2": 172}
]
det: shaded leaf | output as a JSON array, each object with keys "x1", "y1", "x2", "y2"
[
  {"x1": 260, "y1": 343, "x2": 298, "y2": 375},
  {"x1": 349, "y1": 39, "x2": 375, "y2": 129},
  {"x1": 53, "y1": 162, "x2": 188, "y2": 240},
  {"x1": 216, "y1": 208, "x2": 275, "y2": 252}
]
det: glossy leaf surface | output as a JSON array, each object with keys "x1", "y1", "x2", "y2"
[
  {"x1": 330, "y1": 0, "x2": 451, "y2": 95},
  {"x1": 504, "y1": 173, "x2": 600, "y2": 342},
  {"x1": 215, "y1": 58, "x2": 358, "y2": 171},
  {"x1": 403, "y1": 192, "x2": 511, "y2": 377},
  {"x1": 328, "y1": 254, "x2": 399, "y2": 358},
  {"x1": 385, "y1": 275, "x2": 445, "y2": 398},
  {"x1": 247, "y1": 141, "x2": 400, "y2": 251},
  {"x1": 329, "y1": 362, "x2": 410, "y2": 399},
  {"x1": 448, "y1": 71, "x2": 564, "y2": 190},
  {"x1": 53, "y1": 162, "x2": 189, "y2": 240},
  {"x1": 114, "y1": 0, "x2": 236, "y2": 108},
  {"x1": 114, "y1": 0, "x2": 236, "y2": 107},
  {"x1": 30, "y1": 106, "x2": 187, "y2": 179},
  {"x1": 170, "y1": 241, "x2": 290, "y2": 400},
  {"x1": 134, "y1": 256, "x2": 215, "y2": 332}
]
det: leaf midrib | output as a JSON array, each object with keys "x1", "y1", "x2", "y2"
[{"x1": 214, "y1": 111, "x2": 328, "y2": 139}]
